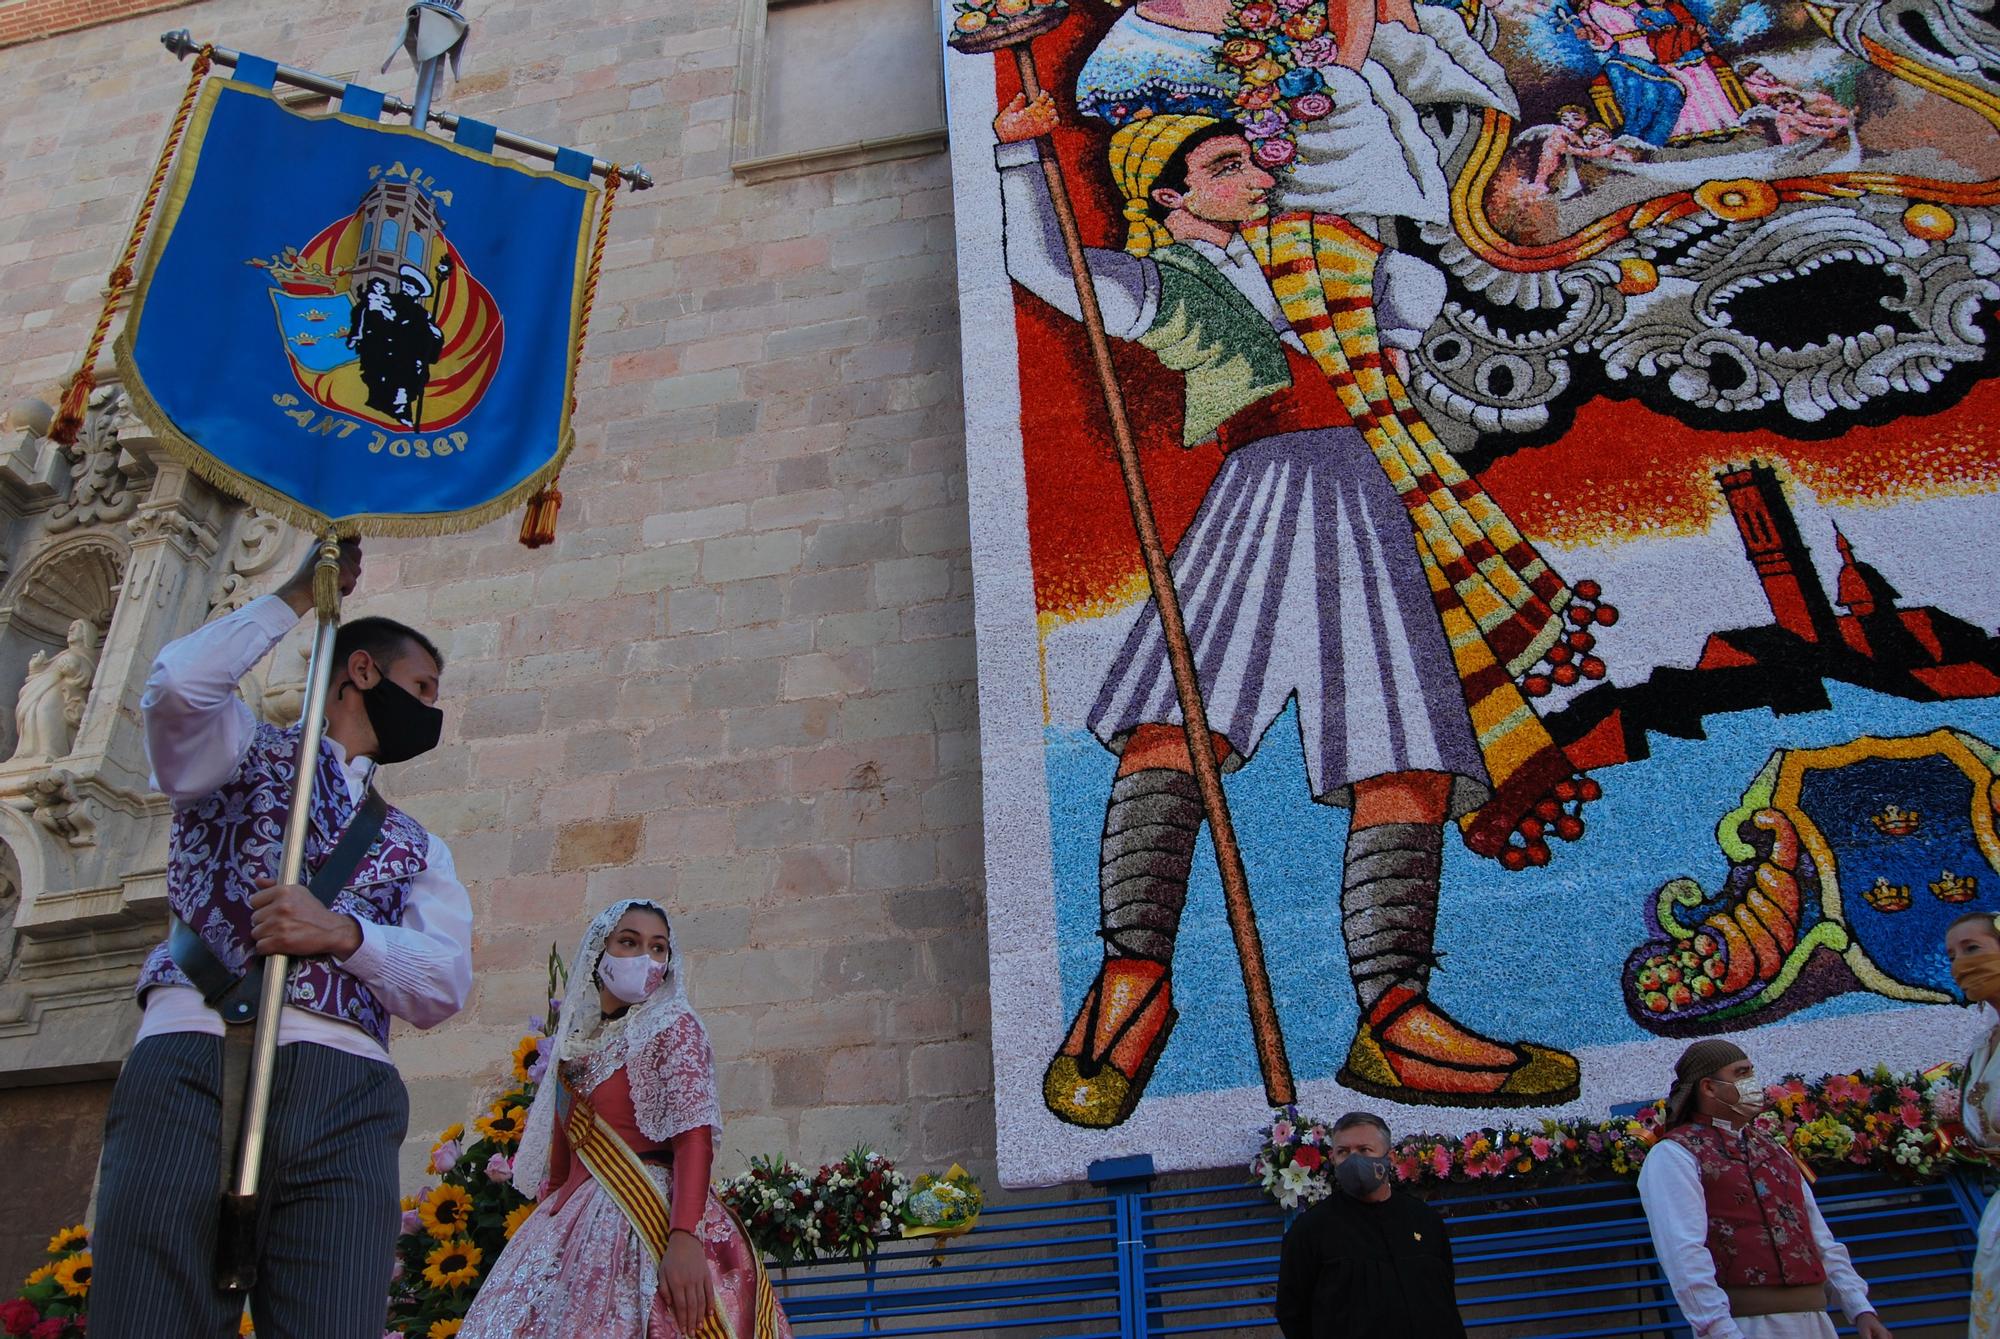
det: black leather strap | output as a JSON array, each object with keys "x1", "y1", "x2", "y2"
[{"x1": 168, "y1": 788, "x2": 392, "y2": 1027}]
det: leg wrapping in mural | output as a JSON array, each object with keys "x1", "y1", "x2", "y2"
[
  {"x1": 1336, "y1": 813, "x2": 1583, "y2": 1108},
  {"x1": 1043, "y1": 767, "x2": 1199, "y2": 1129}
]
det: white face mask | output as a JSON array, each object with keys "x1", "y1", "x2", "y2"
[
  {"x1": 598, "y1": 952, "x2": 666, "y2": 1005},
  {"x1": 1713, "y1": 1075, "x2": 1763, "y2": 1110}
]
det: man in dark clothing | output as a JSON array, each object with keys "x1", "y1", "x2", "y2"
[{"x1": 1275, "y1": 1111, "x2": 1467, "y2": 1339}]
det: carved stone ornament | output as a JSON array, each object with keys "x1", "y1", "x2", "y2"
[
  {"x1": 16, "y1": 769, "x2": 98, "y2": 848},
  {"x1": 46, "y1": 386, "x2": 143, "y2": 534},
  {"x1": 209, "y1": 509, "x2": 291, "y2": 619}
]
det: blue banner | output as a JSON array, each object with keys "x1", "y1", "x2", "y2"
[{"x1": 116, "y1": 77, "x2": 598, "y2": 533}]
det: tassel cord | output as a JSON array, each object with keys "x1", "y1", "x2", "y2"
[{"x1": 52, "y1": 45, "x2": 214, "y2": 444}]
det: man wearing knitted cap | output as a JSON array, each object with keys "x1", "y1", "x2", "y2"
[
  {"x1": 994, "y1": 93, "x2": 1582, "y2": 1129},
  {"x1": 1638, "y1": 1040, "x2": 1892, "y2": 1339}
]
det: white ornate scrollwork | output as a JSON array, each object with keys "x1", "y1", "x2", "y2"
[
  {"x1": 46, "y1": 386, "x2": 144, "y2": 534},
  {"x1": 208, "y1": 509, "x2": 291, "y2": 619},
  {"x1": 1413, "y1": 0, "x2": 2000, "y2": 444}
]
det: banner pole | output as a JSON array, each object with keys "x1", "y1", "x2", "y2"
[
  {"x1": 157, "y1": 29, "x2": 654, "y2": 190},
  {"x1": 216, "y1": 537, "x2": 343, "y2": 1290},
  {"x1": 976, "y1": 30, "x2": 1295, "y2": 1108}
]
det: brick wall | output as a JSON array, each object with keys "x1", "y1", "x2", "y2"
[
  {"x1": 0, "y1": 0, "x2": 194, "y2": 49},
  {"x1": 0, "y1": 0, "x2": 995, "y2": 1187}
]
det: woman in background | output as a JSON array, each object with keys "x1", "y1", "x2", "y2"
[
  {"x1": 461, "y1": 899, "x2": 789, "y2": 1338},
  {"x1": 1945, "y1": 909, "x2": 2000, "y2": 1339}
]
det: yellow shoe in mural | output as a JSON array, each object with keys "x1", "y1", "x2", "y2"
[
  {"x1": 1043, "y1": 958, "x2": 1178, "y2": 1129},
  {"x1": 1337, "y1": 986, "x2": 1581, "y2": 1109}
]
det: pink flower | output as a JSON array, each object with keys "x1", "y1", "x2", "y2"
[
  {"x1": 1289, "y1": 91, "x2": 1333, "y2": 120},
  {"x1": 487, "y1": 1153, "x2": 515, "y2": 1184},
  {"x1": 1253, "y1": 137, "x2": 1297, "y2": 167},
  {"x1": 1529, "y1": 1136, "x2": 1553, "y2": 1160},
  {"x1": 1291, "y1": 35, "x2": 1339, "y2": 67},
  {"x1": 1430, "y1": 1145, "x2": 1453, "y2": 1177},
  {"x1": 431, "y1": 1139, "x2": 461, "y2": 1175},
  {"x1": 1277, "y1": 0, "x2": 1314, "y2": 10},
  {"x1": 1237, "y1": 1, "x2": 1279, "y2": 28},
  {"x1": 1270, "y1": 1118, "x2": 1295, "y2": 1145},
  {"x1": 400, "y1": 1206, "x2": 421, "y2": 1234},
  {"x1": 1898, "y1": 1103, "x2": 1923, "y2": 1130}
]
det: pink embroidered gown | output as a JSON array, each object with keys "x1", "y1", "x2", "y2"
[{"x1": 460, "y1": 1062, "x2": 790, "y2": 1339}]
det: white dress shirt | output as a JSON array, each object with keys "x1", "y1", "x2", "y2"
[
  {"x1": 134, "y1": 595, "x2": 473, "y2": 1065},
  {"x1": 1638, "y1": 1125, "x2": 1873, "y2": 1339}
]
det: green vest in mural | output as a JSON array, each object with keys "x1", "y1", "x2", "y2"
[{"x1": 1139, "y1": 245, "x2": 1292, "y2": 448}]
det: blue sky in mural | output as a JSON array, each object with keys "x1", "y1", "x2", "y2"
[{"x1": 1044, "y1": 682, "x2": 2000, "y2": 1099}]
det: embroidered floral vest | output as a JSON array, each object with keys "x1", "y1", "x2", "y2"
[
  {"x1": 1665, "y1": 1119, "x2": 1828, "y2": 1289},
  {"x1": 136, "y1": 722, "x2": 430, "y2": 1048}
]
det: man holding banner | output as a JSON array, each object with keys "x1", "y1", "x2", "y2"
[{"x1": 92, "y1": 540, "x2": 472, "y2": 1338}]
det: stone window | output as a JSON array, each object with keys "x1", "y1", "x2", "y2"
[{"x1": 732, "y1": 0, "x2": 947, "y2": 182}]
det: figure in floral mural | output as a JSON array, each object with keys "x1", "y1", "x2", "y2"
[{"x1": 993, "y1": 88, "x2": 1603, "y2": 1129}]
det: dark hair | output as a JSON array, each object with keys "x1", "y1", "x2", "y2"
[
  {"x1": 1333, "y1": 1110, "x2": 1392, "y2": 1144},
  {"x1": 1143, "y1": 123, "x2": 1249, "y2": 223},
  {"x1": 334, "y1": 616, "x2": 443, "y2": 677},
  {"x1": 1948, "y1": 909, "x2": 2000, "y2": 939}
]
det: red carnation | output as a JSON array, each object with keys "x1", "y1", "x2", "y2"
[
  {"x1": 0, "y1": 1301, "x2": 38, "y2": 1338},
  {"x1": 28, "y1": 1320, "x2": 64, "y2": 1339}
]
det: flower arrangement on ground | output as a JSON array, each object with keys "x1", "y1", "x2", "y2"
[
  {"x1": 1252, "y1": 1067, "x2": 1964, "y2": 1209},
  {"x1": 716, "y1": 1155, "x2": 821, "y2": 1266},
  {"x1": 385, "y1": 947, "x2": 564, "y2": 1337},
  {"x1": 719, "y1": 1147, "x2": 911, "y2": 1263},
  {"x1": 901, "y1": 1164, "x2": 984, "y2": 1238}
]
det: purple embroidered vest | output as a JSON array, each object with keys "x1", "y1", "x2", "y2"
[{"x1": 137, "y1": 722, "x2": 430, "y2": 1048}]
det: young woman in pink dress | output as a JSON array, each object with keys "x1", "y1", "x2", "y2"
[{"x1": 462, "y1": 899, "x2": 791, "y2": 1338}]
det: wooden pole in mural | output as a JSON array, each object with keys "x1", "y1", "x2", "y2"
[{"x1": 955, "y1": 11, "x2": 1295, "y2": 1108}]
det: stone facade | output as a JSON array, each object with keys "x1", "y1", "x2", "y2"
[{"x1": 0, "y1": 0, "x2": 993, "y2": 1201}]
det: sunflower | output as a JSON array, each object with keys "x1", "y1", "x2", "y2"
[
  {"x1": 503, "y1": 1202, "x2": 536, "y2": 1240},
  {"x1": 45, "y1": 1225, "x2": 87, "y2": 1255},
  {"x1": 419, "y1": 1183, "x2": 474, "y2": 1238},
  {"x1": 53, "y1": 1251, "x2": 91, "y2": 1297},
  {"x1": 429, "y1": 1320, "x2": 464, "y2": 1339},
  {"x1": 474, "y1": 1105, "x2": 526, "y2": 1148},
  {"x1": 423, "y1": 1239, "x2": 483, "y2": 1290},
  {"x1": 24, "y1": 1263, "x2": 55, "y2": 1286},
  {"x1": 510, "y1": 1034, "x2": 541, "y2": 1082},
  {"x1": 431, "y1": 1123, "x2": 465, "y2": 1154}
]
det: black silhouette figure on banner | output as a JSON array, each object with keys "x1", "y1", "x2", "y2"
[{"x1": 346, "y1": 265, "x2": 445, "y2": 427}]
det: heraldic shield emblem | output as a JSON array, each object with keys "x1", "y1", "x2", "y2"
[
  {"x1": 114, "y1": 74, "x2": 600, "y2": 532},
  {"x1": 1623, "y1": 729, "x2": 2000, "y2": 1034}
]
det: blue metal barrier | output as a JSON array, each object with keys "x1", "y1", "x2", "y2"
[{"x1": 770, "y1": 1170, "x2": 1984, "y2": 1338}]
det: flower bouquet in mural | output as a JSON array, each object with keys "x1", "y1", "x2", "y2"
[
  {"x1": 717, "y1": 1156, "x2": 822, "y2": 1266},
  {"x1": 947, "y1": 0, "x2": 1067, "y2": 55},
  {"x1": 1212, "y1": 0, "x2": 1342, "y2": 168},
  {"x1": 1250, "y1": 1067, "x2": 1963, "y2": 1208},
  {"x1": 1622, "y1": 731, "x2": 2000, "y2": 1035},
  {"x1": 900, "y1": 1164, "x2": 984, "y2": 1240},
  {"x1": 385, "y1": 947, "x2": 565, "y2": 1337}
]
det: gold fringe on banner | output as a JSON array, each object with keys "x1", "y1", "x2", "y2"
[{"x1": 51, "y1": 44, "x2": 213, "y2": 446}]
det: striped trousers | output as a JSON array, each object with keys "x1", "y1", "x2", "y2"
[{"x1": 92, "y1": 1033, "x2": 408, "y2": 1339}]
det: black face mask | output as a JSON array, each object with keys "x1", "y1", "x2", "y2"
[
  {"x1": 1335, "y1": 1153, "x2": 1393, "y2": 1199},
  {"x1": 356, "y1": 675, "x2": 443, "y2": 766}
]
